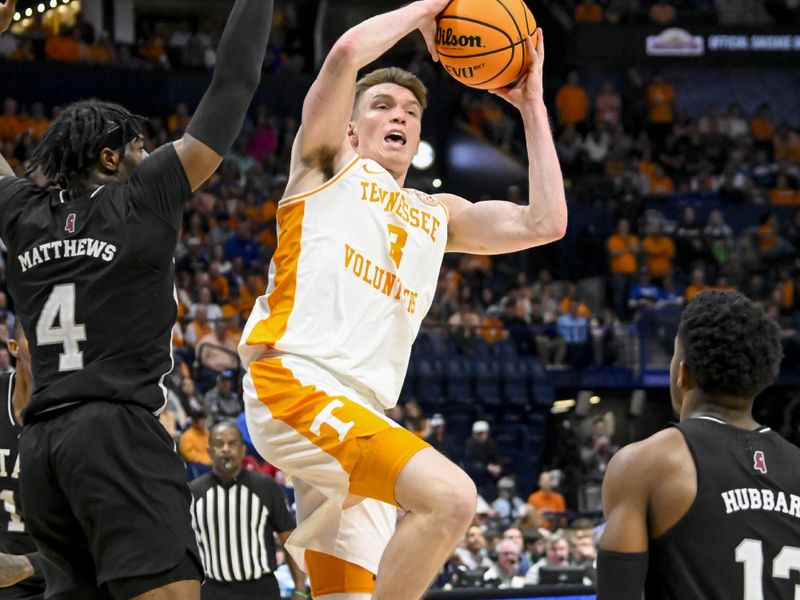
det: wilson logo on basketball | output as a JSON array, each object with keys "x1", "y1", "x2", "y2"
[{"x1": 435, "y1": 27, "x2": 483, "y2": 49}]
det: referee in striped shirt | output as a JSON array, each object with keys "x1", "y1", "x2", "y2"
[{"x1": 190, "y1": 421, "x2": 306, "y2": 599}]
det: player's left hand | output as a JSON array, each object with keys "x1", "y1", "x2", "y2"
[
  {"x1": 0, "y1": 0, "x2": 17, "y2": 35},
  {"x1": 0, "y1": 553, "x2": 33, "y2": 588},
  {"x1": 489, "y1": 29, "x2": 544, "y2": 110}
]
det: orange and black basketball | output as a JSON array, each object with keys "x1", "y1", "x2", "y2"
[{"x1": 435, "y1": 0, "x2": 537, "y2": 90}]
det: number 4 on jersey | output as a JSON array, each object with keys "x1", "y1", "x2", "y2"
[{"x1": 37, "y1": 284, "x2": 86, "y2": 371}]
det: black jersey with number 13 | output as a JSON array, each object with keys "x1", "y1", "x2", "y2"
[{"x1": 0, "y1": 145, "x2": 192, "y2": 421}]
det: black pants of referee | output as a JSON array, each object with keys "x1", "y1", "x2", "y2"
[{"x1": 201, "y1": 574, "x2": 280, "y2": 599}]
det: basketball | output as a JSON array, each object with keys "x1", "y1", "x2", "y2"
[{"x1": 435, "y1": 0, "x2": 537, "y2": 90}]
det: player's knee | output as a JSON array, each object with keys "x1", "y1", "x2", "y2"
[{"x1": 433, "y1": 468, "x2": 477, "y2": 530}]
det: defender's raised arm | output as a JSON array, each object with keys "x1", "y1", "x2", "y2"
[{"x1": 174, "y1": 0, "x2": 274, "y2": 191}]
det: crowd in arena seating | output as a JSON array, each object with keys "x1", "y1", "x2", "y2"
[{"x1": 3, "y1": 23, "x2": 800, "y2": 591}]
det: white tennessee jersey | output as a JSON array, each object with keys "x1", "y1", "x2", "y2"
[{"x1": 240, "y1": 156, "x2": 448, "y2": 408}]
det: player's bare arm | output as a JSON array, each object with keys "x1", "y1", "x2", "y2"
[
  {"x1": 0, "y1": 553, "x2": 34, "y2": 588},
  {"x1": 0, "y1": 0, "x2": 15, "y2": 35},
  {"x1": 288, "y1": 0, "x2": 450, "y2": 187},
  {"x1": 439, "y1": 32, "x2": 568, "y2": 255},
  {"x1": 173, "y1": 0, "x2": 274, "y2": 191},
  {"x1": 597, "y1": 428, "x2": 696, "y2": 599}
]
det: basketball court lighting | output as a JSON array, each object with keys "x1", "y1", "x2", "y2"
[
  {"x1": 37, "y1": 3, "x2": 46, "y2": 13},
  {"x1": 25, "y1": 7, "x2": 33, "y2": 16},
  {"x1": 412, "y1": 140, "x2": 435, "y2": 170},
  {"x1": 13, "y1": 12, "x2": 20, "y2": 20},
  {"x1": 50, "y1": 0, "x2": 58, "y2": 8},
  {"x1": 432, "y1": 178, "x2": 442, "y2": 189},
  {"x1": 589, "y1": 395, "x2": 601, "y2": 404}
]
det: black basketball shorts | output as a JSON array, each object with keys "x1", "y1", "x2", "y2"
[{"x1": 19, "y1": 402, "x2": 203, "y2": 599}]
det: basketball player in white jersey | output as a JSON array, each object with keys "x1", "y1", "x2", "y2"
[{"x1": 239, "y1": 2, "x2": 566, "y2": 599}]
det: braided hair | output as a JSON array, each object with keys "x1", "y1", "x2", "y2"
[{"x1": 28, "y1": 100, "x2": 145, "y2": 188}]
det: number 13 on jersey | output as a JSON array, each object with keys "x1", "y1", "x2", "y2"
[{"x1": 37, "y1": 284, "x2": 87, "y2": 371}]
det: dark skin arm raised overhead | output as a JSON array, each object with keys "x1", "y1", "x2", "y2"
[{"x1": 174, "y1": 0, "x2": 273, "y2": 191}]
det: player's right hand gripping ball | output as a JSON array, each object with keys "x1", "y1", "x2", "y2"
[{"x1": 435, "y1": 0, "x2": 537, "y2": 90}]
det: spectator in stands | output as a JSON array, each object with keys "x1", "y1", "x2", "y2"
[
  {"x1": 647, "y1": 164, "x2": 675, "y2": 196},
  {"x1": 580, "y1": 417, "x2": 618, "y2": 482},
  {"x1": 771, "y1": 173, "x2": 799, "y2": 205},
  {"x1": 556, "y1": 124, "x2": 584, "y2": 176},
  {"x1": 648, "y1": 0, "x2": 676, "y2": 24},
  {"x1": 196, "y1": 318, "x2": 239, "y2": 375},
  {"x1": 454, "y1": 525, "x2": 495, "y2": 571},
  {"x1": 479, "y1": 95, "x2": 515, "y2": 150},
  {"x1": 203, "y1": 369, "x2": 242, "y2": 423},
  {"x1": 424, "y1": 413, "x2": 459, "y2": 461},
  {"x1": 684, "y1": 268, "x2": 709, "y2": 302},
  {"x1": 0, "y1": 28, "x2": 15, "y2": 58},
  {"x1": 642, "y1": 221, "x2": 676, "y2": 285},
  {"x1": 607, "y1": 218, "x2": 639, "y2": 318},
  {"x1": 0, "y1": 98, "x2": 23, "y2": 144},
  {"x1": 25, "y1": 102, "x2": 50, "y2": 141},
  {"x1": 757, "y1": 213, "x2": 794, "y2": 264},
  {"x1": 628, "y1": 268, "x2": 664, "y2": 315},
  {"x1": 449, "y1": 301, "x2": 482, "y2": 354},
  {"x1": 0, "y1": 346, "x2": 12, "y2": 375},
  {"x1": 185, "y1": 304, "x2": 213, "y2": 347},
  {"x1": 492, "y1": 478, "x2": 526, "y2": 528},
  {"x1": 179, "y1": 407, "x2": 212, "y2": 474},
  {"x1": 483, "y1": 539, "x2": 525, "y2": 589},
  {"x1": 575, "y1": 0, "x2": 604, "y2": 23},
  {"x1": 168, "y1": 102, "x2": 192, "y2": 137},
  {"x1": 531, "y1": 299, "x2": 566, "y2": 368},
  {"x1": 524, "y1": 532, "x2": 573, "y2": 584},
  {"x1": 465, "y1": 420, "x2": 503, "y2": 498},
  {"x1": 523, "y1": 530, "x2": 546, "y2": 566},
  {"x1": 646, "y1": 72, "x2": 675, "y2": 146},
  {"x1": 191, "y1": 285, "x2": 223, "y2": 320},
  {"x1": 559, "y1": 284, "x2": 591, "y2": 319},
  {"x1": 674, "y1": 206, "x2": 705, "y2": 275},
  {"x1": 750, "y1": 103, "x2": 775, "y2": 153},
  {"x1": 558, "y1": 301, "x2": 591, "y2": 368},
  {"x1": 527, "y1": 471, "x2": 567, "y2": 526},
  {"x1": 225, "y1": 221, "x2": 261, "y2": 267},
  {"x1": 571, "y1": 530, "x2": 597, "y2": 582},
  {"x1": 555, "y1": 70, "x2": 589, "y2": 129},
  {"x1": 403, "y1": 399, "x2": 430, "y2": 438},
  {"x1": 88, "y1": 31, "x2": 117, "y2": 63},
  {"x1": 44, "y1": 25, "x2": 82, "y2": 62},
  {"x1": 139, "y1": 31, "x2": 169, "y2": 67},
  {"x1": 582, "y1": 122, "x2": 610, "y2": 174},
  {"x1": 247, "y1": 109, "x2": 278, "y2": 162},
  {"x1": 594, "y1": 81, "x2": 622, "y2": 130}
]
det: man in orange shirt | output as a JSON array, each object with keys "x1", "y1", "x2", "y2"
[
  {"x1": 684, "y1": 268, "x2": 708, "y2": 302},
  {"x1": 575, "y1": 0, "x2": 603, "y2": 23},
  {"x1": 555, "y1": 70, "x2": 589, "y2": 129},
  {"x1": 646, "y1": 73, "x2": 674, "y2": 145},
  {"x1": 642, "y1": 222, "x2": 676, "y2": 285},
  {"x1": 528, "y1": 471, "x2": 567, "y2": 529},
  {"x1": 44, "y1": 25, "x2": 82, "y2": 61},
  {"x1": 607, "y1": 218, "x2": 639, "y2": 318},
  {"x1": 178, "y1": 408, "x2": 212, "y2": 473}
]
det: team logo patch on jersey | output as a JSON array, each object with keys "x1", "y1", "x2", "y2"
[
  {"x1": 65, "y1": 213, "x2": 76, "y2": 234},
  {"x1": 753, "y1": 450, "x2": 767, "y2": 474},
  {"x1": 411, "y1": 190, "x2": 441, "y2": 207}
]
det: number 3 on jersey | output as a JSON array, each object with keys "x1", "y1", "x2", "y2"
[
  {"x1": 37, "y1": 284, "x2": 86, "y2": 371},
  {"x1": 387, "y1": 224, "x2": 408, "y2": 268}
]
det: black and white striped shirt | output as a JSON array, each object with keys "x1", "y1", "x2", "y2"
[{"x1": 189, "y1": 469, "x2": 295, "y2": 582}]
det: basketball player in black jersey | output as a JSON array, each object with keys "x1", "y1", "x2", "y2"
[
  {"x1": 0, "y1": 322, "x2": 45, "y2": 599},
  {"x1": 0, "y1": 0, "x2": 273, "y2": 597},
  {"x1": 597, "y1": 290, "x2": 800, "y2": 599}
]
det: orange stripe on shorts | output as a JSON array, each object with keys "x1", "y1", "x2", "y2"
[{"x1": 249, "y1": 357, "x2": 428, "y2": 505}]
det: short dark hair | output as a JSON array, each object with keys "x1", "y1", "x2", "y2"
[
  {"x1": 28, "y1": 99, "x2": 145, "y2": 188},
  {"x1": 678, "y1": 291, "x2": 782, "y2": 399},
  {"x1": 209, "y1": 420, "x2": 244, "y2": 444}
]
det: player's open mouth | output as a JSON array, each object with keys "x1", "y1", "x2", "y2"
[
  {"x1": 223, "y1": 458, "x2": 232, "y2": 469},
  {"x1": 385, "y1": 131, "x2": 407, "y2": 146}
]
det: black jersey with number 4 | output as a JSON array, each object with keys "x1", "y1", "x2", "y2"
[
  {"x1": 0, "y1": 145, "x2": 191, "y2": 421},
  {"x1": 646, "y1": 417, "x2": 800, "y2": 599},
  {"x1": 0, "y1": 372, "x2": 45, "y2": 599}
]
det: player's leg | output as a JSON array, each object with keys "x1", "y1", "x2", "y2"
[
  {"x1": 19, "y1": 420, "x2": 107, "y2": 599},
  {"x1": 27, "y1": 403, "x2": 203, "y2": 599},
  {"x1": 372, "y1": 448, "x2": 476, "y2": 600}
]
